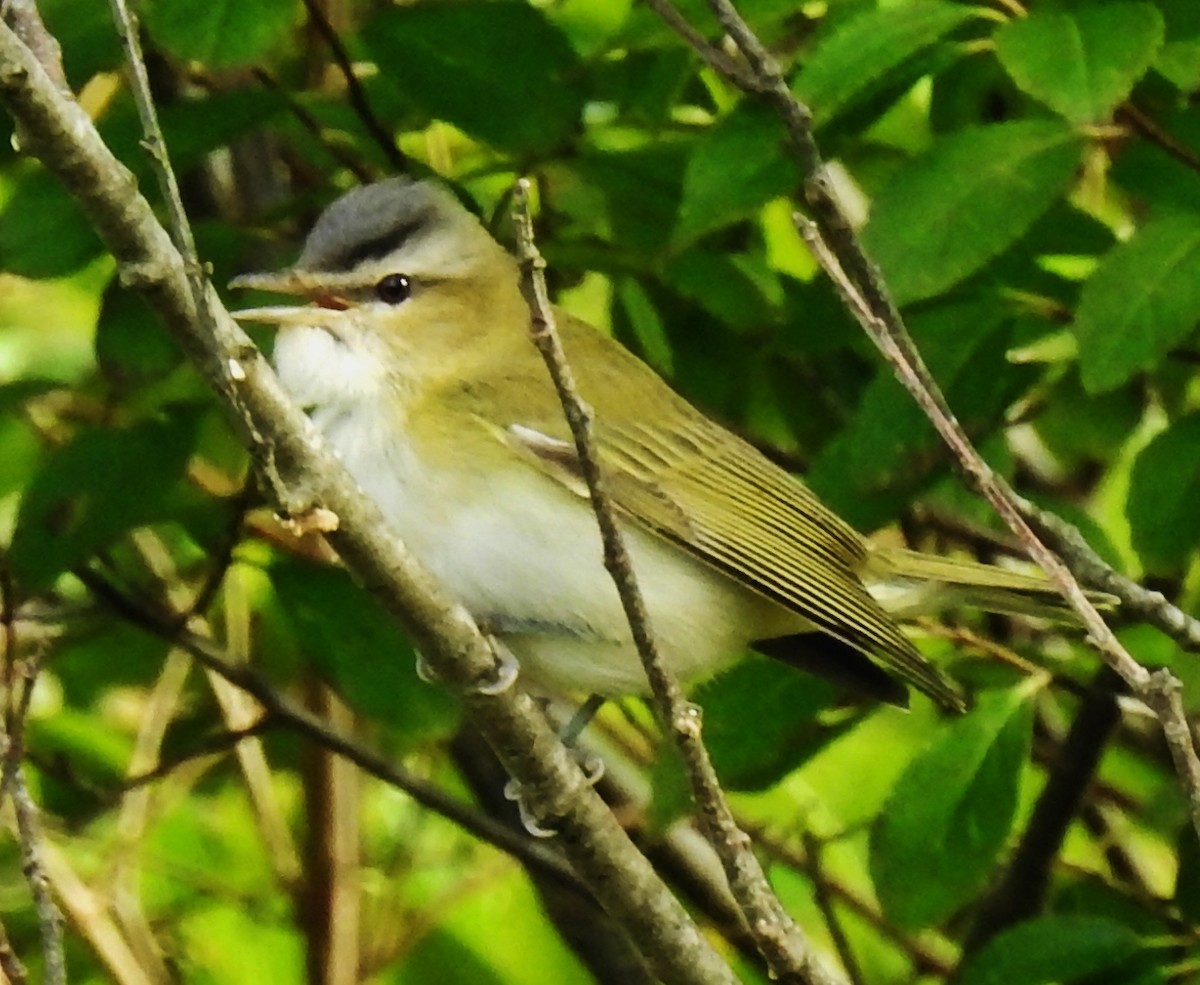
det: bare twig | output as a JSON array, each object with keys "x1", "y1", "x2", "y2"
[
  {"x1": 12, "y1": 768, "x2": 65, "y2": 985},
  {"x1": 0, "y1": 911, "x2": 27, "y2": 985},
  {"x1": 1118, "y1": 103, "x2": 1200, "y2": 175},
  {"x1": 511, "y1": 178, "x2": 844, "y2": 985},
  {"x1": 298, "y1": 0, "x2": 408, "y2": 172},
  {"x1": 803, "y1": 834, "x2": 865, "y2": 985},
  {"x1": 75, "y1": 565, "x2": 583, "y2": 893},
  {"x1": 1018, "y1": 499, "x2": 1200, "y2": 652}
]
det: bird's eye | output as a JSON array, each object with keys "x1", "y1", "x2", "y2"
[{"x1": 375, "y1": 273, "x2": 411, "y2": 305}]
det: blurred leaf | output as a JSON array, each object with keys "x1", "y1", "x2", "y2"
[
  {"x1": 995, "y1": 4, "x2": 1164, "y2": 124},
  {"x1": 1073, "y1": 212, "x2": 1200, "y2": 394},
  {"x1": 0, "y1": 169, "x2": 103, "y2": 277},
  {"x1": 862, "y1": 120, "x2": 1081, "y2": 305},
  {"x1": 871, "y1": 685, "x2": 1032, "y2": 928},
  {"x1": 794, "y1": 1, "x2": 977, "y2": 127},
  {"x1": 956, "y1": 915, "x2": 1158, "y2": 985},
  {"x1": 674, "y1": 103, "x2": 798, "y2": 247},
  {"x1": 365, "y1": 2, "x2": 583, "y2": 154},
  {"x1": 1177, "y1": 822, "x2": 1200, "y2": 923},
  {"x1": 1126, "y1": 413, "x2": 1200, "y2": 573},
  {"x1": 39, "y1": 0, "x2": 123, "y2": 84},
  {"x1": 615, "y1": 277, "x2": 673, "y2": 376},
  {"x1": 141, "y1": 0, "x2": 299, "y2": 68},
  {"x1": 693, "y1": 657, "x2": 850, "y2": 790},
  {"x1": 576, "y1": 144, "x2": 687, "y2": 256},
  {"x1": 662, "y1": 250, "x2": 780, "y2": 332},
  {"x1": 9, "y1": 412, "x2": 200, "y2": 592},
  {"x1": 269, "y1": 559, "x2": 459, "y2": 745},
  {"x1": 808, "y1": 299, "x2": 1024, "y2": 528},
  {"x1": 96, "y1": 284, "x2": 184, "y2": 383},
  {"x1": 1153, "y1": 0, "x2": 1200, "y2": 90}
]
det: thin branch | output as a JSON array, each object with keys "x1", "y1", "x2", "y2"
[
  {"x1": 1018, "y1": 498, "x2": 1200, "y2": 652},
  {"x1": 12, "y1": 767, "x2": 65, "y2": 985},
  {"x1": 0, "y1": 913, "x2": 27, "y2": 985},
  {"x1": 802, "y1": 834, "x2": 865, "y2": 985},
  {"x1": 511, "y1": 178, "x2": 844, "y2": 985},
  {"x1": 298, "y1": 0, "x2": 408, "y2": 172},
  {"x1": 1118, "y1": 102, "x2": 1200, "y2": 175},
  {"x1": 76, "y1": 565, "x2": 582, "y2": 893}
]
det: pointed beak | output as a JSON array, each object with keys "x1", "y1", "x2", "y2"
[{"x1": 228, "y1": 269, "x2": 349, "y2": 327}]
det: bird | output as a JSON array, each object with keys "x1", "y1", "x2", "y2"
[{"x1": 231, "y1": 177, "x2": 1093, "y2": 714}]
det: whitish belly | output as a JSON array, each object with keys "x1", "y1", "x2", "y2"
[{"x1": 310, "y1": 400, "x2": 797, "y2": 695}]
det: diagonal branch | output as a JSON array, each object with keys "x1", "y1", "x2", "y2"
[{"x1": 512, "y1": 178, "x2": 845, "y2": 985}]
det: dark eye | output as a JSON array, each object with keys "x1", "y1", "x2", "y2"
[{"x1": 375, "y1": 273, "x2": 411, "y2": 305}]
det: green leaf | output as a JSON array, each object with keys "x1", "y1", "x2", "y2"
[
  {"x1": 793, "y1": 1, "x2": 978, "y2": 127},
  {"x1": 674, "y1": 103, "x2": 798, "y2": 247},
  {"x1": 0, "y1": 169, "x2": 103, "y2": 277},
  {"x1": 995, "y1": 4, "x2": 1164, "y2": 124},
  {"x1": 862, "y1": 120, "x2": 1081, "y2": 305},
  {"x1": 957, "y1": 915, "x2": 1156, "y2": 985},
  {"x1": 269, "y1": 560, "x2": 459, "y2": 745},
  {"x1": 1126, "y1": 413, "x2": 1200, "y2": 573},
  {"x1": 9, "y1": 412, "x2": 200, "y2": 592},
  {"x1": 662, "y1": 250, "x2": 780, "y2": 332},
  {"x1": 96, "y1": 285, "x2": 184, "y2": 383},
  {"x1": 692, "y1": 656, "x2": 847, "y2": 790},
  {"x1": 364, "y1": 2, "x2": 583, "y2": 155},
  {"x1": 615, "y1": 277, "x2": 674, "y2": 376},
  {"x1": 1155, "y1": 0, "x2": 1200, "y2": 90},
  {"x1": 871, "y1": 685, "x2": 1032, "y2": 928},
  {"x1": 141, "y1": 0, "x2": 299, "y2": 68},
  {"x1": 1074, "y1": 213, "x2": 1200, "y2": 394}
]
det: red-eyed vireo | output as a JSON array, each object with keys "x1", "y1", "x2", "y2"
[{"x1": 232, "y1": 178, "x2": 1094, "y2": 713}]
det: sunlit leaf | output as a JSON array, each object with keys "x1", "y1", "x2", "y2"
[
  {"x1": 995, "y1": 4, "x2": 1164, "y2": 124},
  {"x1": 862, "y1": 120, "x2": 1082, "y2": 305},
  {"x1": 364, "y1": 2, "x2": 584, "y2": 154},
  {"x1": 871, "y1": 685, "x2": 1033, "y2": 928},
  {"x1": 674, "y1": 102, "x2": 797, "y2": 247},
  {"x1": 1127, "y1": 413, "x2": 1200, "y2": 573},
  {"x1": 1073, "y1": 212, "x2": 1200, "y2": 394},
  {"x1": 794, "y1": 1, "x2": 978, "y2": 126}
]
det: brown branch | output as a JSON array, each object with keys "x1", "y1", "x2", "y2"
[
  {"x1": 1118, "y1": 102, "x2": 1200, "y2": 175},
  {"x1": 1018, "y1": 499, "x2": 1200, "y2": 652},
  {"x1": 12, "y1": 767, "x2": 65, "y2": 985},
  {"x1": 0, "y1": 913, "x2": 27, "y2": 985},
  {"x1": 511, "y1": 178, "x2": 844, "y2": 985},
  {"x1": 0, "y1": 0, "x2": 63, "y2": 90}
]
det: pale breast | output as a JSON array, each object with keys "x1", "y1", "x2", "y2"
[{"x1": 299, "y1": 386, "x2": 799, "y2": 694}]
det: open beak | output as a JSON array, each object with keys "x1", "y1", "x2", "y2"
[{"x1": 228, "y1": 269, "x2": 348, "y2": 328}]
